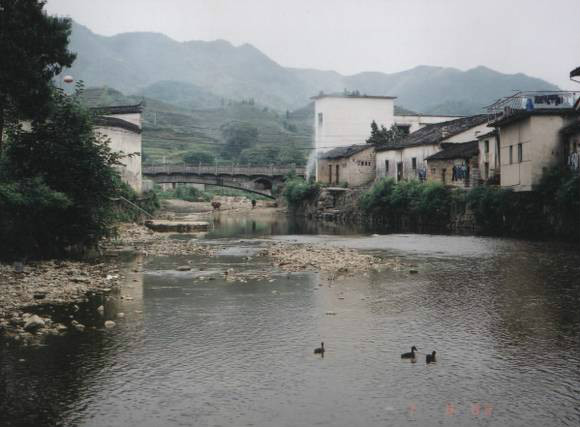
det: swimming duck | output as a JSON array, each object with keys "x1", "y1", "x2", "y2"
[
  {"x1": 426, "y1": 351, "x2": 437, "y2": 364},
  {"x1": 314, "y1": 342, "x2": 325, "y2": 354},
  {"x1": 401, "y1": 346, "x2": 418, "y2": 359}
]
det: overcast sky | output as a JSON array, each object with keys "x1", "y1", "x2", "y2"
[{"x1": 45, "y1": 0, "x2": 580, "y2": 89}]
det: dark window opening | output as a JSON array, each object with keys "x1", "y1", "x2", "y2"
[
  {"x1": 412, "y1": 157, "x2": 417, "y2": 170},
  {"x1": 509, "y1": 145, "x2": 513, "y2": 164},
  {"x1": 517, "y1": 143, "x2": 523, "y2": 163},
  {"x1": 385, "y1": 160, "x2": 389, "y2": 172},
  {"x1": 395, "y1": 124, "x2": 411, "y2": 135}
]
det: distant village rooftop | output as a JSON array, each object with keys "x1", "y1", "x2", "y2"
[
  {"x1": 376, "y1": 114, "x2": 488, "y2": 152},
  {"x1": 311, "y1": 94, "x2": 397, "y2": 100},
  {"x1": 318, "y1": 144, "x2": 370, "y2": 160}
]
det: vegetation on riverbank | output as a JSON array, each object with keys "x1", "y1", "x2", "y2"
[
  {"x1": 0, "y1": 3, "x2": 158, "y2": 260},
  {"x1": 282, "y1": 176, "x2": 321, "y2": 206},
  {"x1": 360, "y1": 178, "x2": 453, "y2": 223},
  {"x1": 358, "y1": 168, "x2": 579, "y2": 238}
]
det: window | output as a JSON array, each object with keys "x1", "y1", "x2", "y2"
[
  {"x1": 484, "y1": 140, "x2": 489, "y2": 153},
  {"x1": 517, "y1": 143, "x2": 523, "y2": 163},
  {"x1": 318, "y1": 112, "x2": 323, "y2": 126},
  {"x1": 412, "y1": 157, "x2": 417, "y2": 170},
  {"x1": 385, "y1": 160, "x2": 389, "y2": 172},
  {"x1": 395, "y1": 124, "x2": 411, "y2": 135},
  {"x1": 509, "y1": 145, "x2": 513, "y2": 164}
]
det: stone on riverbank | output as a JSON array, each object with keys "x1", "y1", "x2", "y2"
[
  {"x1": 104, "y1": 320, "x2": 116, "y2": 328},
  {"x1": 144, "y1": 220, "x2": 209, "y2": 233},
  {"x1": 23, "y1": 315, "x2": 45, "y2": 333}
]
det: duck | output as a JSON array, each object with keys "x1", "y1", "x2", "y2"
[
  {"x1": 314, "y1": 342, "x2": 325, "y2": 354},
  {"x1": 426, "y1": 351, "x2": 437, "y2": 364},
  {"x1": 401, "y1": 346, "x2": 418, "y2": 359}
]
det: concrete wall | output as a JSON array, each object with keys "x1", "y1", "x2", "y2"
[
  {"x1": 314, "y1": 97, "x2": 395, "y2": 152},
  {"x1": 498, "y1": 115, "x2": 565, "y2": 191},
  {"x1": 318, "y1": 147, "x2": 375, "y2": 187},
  {"x1": 96, "y1": 125, "x2": 142, "y2": 193},
  {"x1": 478, "y1": 134, "x2": 500, "y2": 181}
]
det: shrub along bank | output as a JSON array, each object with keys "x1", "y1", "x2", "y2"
[{"x1": 351, "y1": 168, "x2": 579, "y2": 239}]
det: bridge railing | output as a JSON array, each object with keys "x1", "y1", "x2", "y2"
[{"x1": 143, "y1": 163, "x2": 306, "y2": 176}]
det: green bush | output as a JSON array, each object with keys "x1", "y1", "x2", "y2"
[
  {"x1": 282, "y1": 178, "x2": 320, "y2": 206},
  {"x1": 465, "y1": 186, "x2": 512, "y2": 231},
  {"x1": 360, "y1": 178, "x2": 451, "y2": 222},
  {"x1": 0, "y1": 88, "x2": 123, "y2": 259}
]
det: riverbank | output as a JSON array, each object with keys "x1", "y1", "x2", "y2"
[{"x1": 0, "y1": 212, "x2": 403, "y2": 343}]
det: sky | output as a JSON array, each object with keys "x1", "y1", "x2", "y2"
[{"x1": 45, "y1": 0, "x2": 580, "y2": 89}]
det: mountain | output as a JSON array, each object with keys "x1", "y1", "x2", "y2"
[{"x1": 67, "y1": 22, "x2": 560, "y2": 115}]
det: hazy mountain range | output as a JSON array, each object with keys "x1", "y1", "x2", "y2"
[{"x1": 67, "y1": 22, "x2": 559, "y2": 115}]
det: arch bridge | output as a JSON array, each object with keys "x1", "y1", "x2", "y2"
[{"x1": 142, "y1": 164, "x2": 306, "y2": 199}]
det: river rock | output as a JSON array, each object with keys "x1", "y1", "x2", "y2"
[
  {"x1": 176, "y1": 265, "x2": 191, "y2": 271},
  {"x1": 97, "y1": 305, "x2": 104, "y2": 314},
  {"x1": 23, "y1": 315, "x2": 45, "y2": 333},
  {"x1": 104, "y1": 320, "x2": 116, "y2": 328}
]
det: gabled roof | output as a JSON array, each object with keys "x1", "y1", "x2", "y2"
[
  {"x1": 476, "y1": 129, "x2": 498, "y2": 139},
  {"x1": 376, "y1": 114, "x2": 488, "y2": 152},
  {"x1": 94, "y1": 116, "x2": 142, "y2": 134},
  {"x1": 311, "y1": 94, "x2": 396, "y2": 100},
  {"x1": 91, "y1": 103, "x2": 144, "y2": 115},
  {"x1": 425, "y1": 141, "x2": 479, "y2": 161},
  {"x1": 318, "y1": 144, "x2": 371, "y2": 160}
]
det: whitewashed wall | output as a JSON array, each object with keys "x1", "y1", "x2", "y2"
[
  {"x1": 314, "y1": 97, "x2": 395, "y2": 152},
  {"x1": 96, "y1": 126, "x2": 142, "y2": 193}
]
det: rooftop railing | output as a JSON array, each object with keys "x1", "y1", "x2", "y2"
[{"x1": 486, "y1": 91, "x2": 580, "y2": 123}]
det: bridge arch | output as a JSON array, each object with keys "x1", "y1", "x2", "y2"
[{"x1": 142, "y1": 163, "x2": 306, "y2": 200}]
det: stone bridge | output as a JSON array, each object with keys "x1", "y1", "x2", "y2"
[{"x1": 142, "y1": 164, "x2": 306, "y2": 198}]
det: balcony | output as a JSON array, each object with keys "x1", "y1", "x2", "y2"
[{"x1": 486, "y1": 91, "x2": 580, "y2": 124}]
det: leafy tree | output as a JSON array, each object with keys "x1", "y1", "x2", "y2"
[
  {"x1": 220, "y1": 121, "x2": 258, "y2": 158},
  {"x1": 366, "y1": 121, "x2": 405, "y2": 146},
  {"x1": 183, "y1": 150, "x2": 215, "y2": 164},
  {"x1": 0, "y1": 0, "x2": 76, "y2": 148},
  {"x1": 239, "y1": 145, "x2": 278, "y2": 165},
  {"x1": 0, "y1": 87, "x2": 122, "y2": 258}
]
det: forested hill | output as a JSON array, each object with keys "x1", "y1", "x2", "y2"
[{"x1": 67, "y1": 22, "x2": 559, "y2": 115}]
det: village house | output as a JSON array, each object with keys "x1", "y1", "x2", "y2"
[
  {"x1": 425, "y1": 141, "x2": 480, "y2": 188},
  {"x1": 317, "y1": 144, "x2": 375, "y2": 187},
  {"x1": 92, "y1": 104, "x2": 143, "y2": 193},
  {"x1": 312, "y1": 94, "x2": 461, "y2": 153},
  {"x1": 487, "y1": 91, "x2": 580, "y2": 191},
  {"x1": 375, "y1": 115, "x2": 489, "y2": 182},
  {"x1": 477, "y1": 129, "x2": 500, "y2": 184}
]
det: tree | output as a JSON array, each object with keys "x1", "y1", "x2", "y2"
[
  {"x1": 220, "y1": 121, "x2": 258, "y2": 159},
  {"x1": 366, "y1": 121, "x2": 405, "y2": 146},
  {"x1": 183, "y1": 150, "x2": 215, "y2": 164},
  {"x1": 0, "y1": 0, "x2": 76, "y2": 148},
  {"x1": 0, "y1": 87, "x2": 122, "y2": 258}
]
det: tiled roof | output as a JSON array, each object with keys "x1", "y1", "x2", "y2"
[
  {"x1": 425, "y1": 141, "x2": 479, "y2": 161},
  {"x1": 476, "y1": 129, "x2": 498, "y2": 139},
  {"x1": 376, "y1": 114, "x2": 488, "y2": 152},
  {"x1": 318, "y1": 144, "x2": 371, "y2": 160},
  {"x1": 91, "y1": 103, "x2": 144, "y2": 115},
  {"x1": 94, "y1": 116, "x2": 142, "y2": 134}
]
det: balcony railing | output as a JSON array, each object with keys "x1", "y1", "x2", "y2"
[{"x1": 486, "y1": 91, "x2": 580, "y2": 123}]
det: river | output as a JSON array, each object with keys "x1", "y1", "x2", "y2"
[{"x1": 1, "y1": 210, "x2": 580, "y2": 427}]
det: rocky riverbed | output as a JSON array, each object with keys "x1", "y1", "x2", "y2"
[{"x1": 1, "y1": 220, "x2": 405, "y2": 344}]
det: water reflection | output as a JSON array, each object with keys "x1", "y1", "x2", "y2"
[{"x1": 1, "y1": 228, "x2": 580, "y2": 426}]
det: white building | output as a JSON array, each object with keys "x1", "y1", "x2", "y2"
[
  {"x1": 312, "y1": 94, "x2": 461, "y2": 152},
  {"x1": 93, "y1": 104, "x2": 143, "y2": 193}
]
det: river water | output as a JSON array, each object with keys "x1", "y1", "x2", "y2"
[{"x1": 1, "y1": 211, "x2": 580, "y2": 427}]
